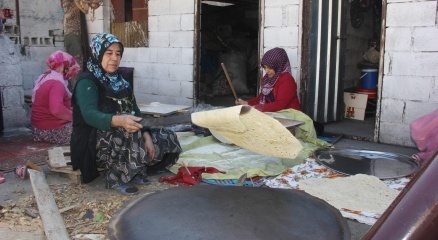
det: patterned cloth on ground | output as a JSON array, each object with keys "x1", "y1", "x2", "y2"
[{"x1": 264, "y1": 158, "x2": 411, "y2": 225}]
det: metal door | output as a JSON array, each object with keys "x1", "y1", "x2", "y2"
[{"x1": 305, "y1": 0, "x2": 343, "y2": 123}]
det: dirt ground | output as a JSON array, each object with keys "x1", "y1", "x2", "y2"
[
  {"x1": 0, "y1": 167, "x2": 177, "y2": 240},
  {"x1": 0, "y1": 130, "x2": 417, "y2": 240}
]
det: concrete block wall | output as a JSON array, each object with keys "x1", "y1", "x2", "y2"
[
  {"x1": 19, "y1": 0, "x2": 63, "y2": 42},
  {"x1": 87, "y1": 0, "x2": 195, "y2": 106},
  {"x1": 379, "y1": 0, "x2": 438, "y2": 146},
  {"x1": 0, "y1": 36, "x2": 27, "y2": 129},
  {"x1": 264, "y1": 0, "x2": 301, "y2": 90},
  {"x1": 17, "y1": 0, "x2": 66, "y2": 95},
  {"x1": 131, "y1": 0, "x2": 195, "y2": 105}
]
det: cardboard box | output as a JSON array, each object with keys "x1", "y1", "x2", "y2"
[{"x1": 344, "y1": 92, "x2": 368, "y2": 120}]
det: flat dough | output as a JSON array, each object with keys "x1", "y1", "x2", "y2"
[
  {"x1": 191, "y1": 106, "x2": 303, "y2": 159},
  {"x1": 299, "y1": 174, "x2": 399, "y2": 214}
]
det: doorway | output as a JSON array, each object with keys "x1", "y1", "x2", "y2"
[
  {"x1": 196, "y1": 0, "x2": 261, "y2": 107},
  {"x1": 302, "y1": 0, "x2": 383, "y2": 141}
]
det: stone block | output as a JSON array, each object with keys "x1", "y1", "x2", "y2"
[
  {"x1": 150, "y1": 63, "x2": 170, "y2": 80},
  {"x1": 265, "y1": 0, "x2": 299, "y2": 7},
  {"x1": 181, "y1": 48, "x2": 194, "y2": 64},
  {"x1": 149, "y1": 32, "x2": 170, "y2": 47},
  {"x1": 156, "y1": 48, "x2": 181, "y2": 64},
  {"x1": 0, "y1": 65, "x2": 23, "y2": 87},
  {"x1": 387, "y1": 2, "x2": 436, "y2": 27},
  {"x1": 382, "y1": 76, "x2": 433, "y2": 101},
  {"x1": 385, "y1": 27, "x2": 412, "y2": 51},
  {"x1": 168, "y1": 64, "x2": 193, "y2": 81},
  {"x1": 158, "y1": 80, "x2": 181, "y2": 97},
  {"x1": 148, "y1": 16, "x2": 159, "y2": 32},
  {"x1": 404, "y1": 101, "x2": 438, "y2": 124},
  {"x1": 1, "y1": 86, "x2": 23, "y2": 107},
  {"x1": 149, "y1": 0, "x2": 170, "y2": 16},
  {"x1": 431, "y1": 78, "x2": 438, "y2": 102},
  {"x1": 413, "y1": 27, "x2": 438, "y2": 52},
  {"x1": 134, "y1": 77, "x2": 159, "y2": 95},
  {"x1": 379, "y1": 98, "x2": 405, "y2": 123},
  {"x1": 285, "y1": 5, "x2": 299, "y2": 26},
  {"x1": 2, "y1": 107, "x2": 28, "y2": 129},
  {"x1": 157, "y1": 15, "x2": 181, "y2": 32},
  {"x1": 180, "y1": 80, "x2": 194, "y2": 99},
  {"x1": 169, "y1": 31, "x2": 194, "y2": 48},
  {"x1": 265, "y1": 7, "x2": 283, "y2": 27},
  {"x1": 170, "y1": 0, "x2": 194, "y2": 14},
  {"x1": 264, "y1": 27, "x2": 298, "y2": 47},
  {"x1": 390, "y1": 52, "x2": 438, "y2": 77},
  {"x1": 181, "y1": 14, "x2": 195, "y2": 31},
  {"x1": 379, "y1": 122, "x2": 414, "y2": 147}
]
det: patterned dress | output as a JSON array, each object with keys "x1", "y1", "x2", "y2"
[{"x1": 71, "y1": 33, "x2": 182, "y2": 187}]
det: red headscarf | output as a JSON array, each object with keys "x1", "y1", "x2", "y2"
[
  {"x1": 32, "y1": 51, "x2": 80, "y2": 102},
  {"x1": 259, "y1": 48, "x2": 292, "y2": 103}
]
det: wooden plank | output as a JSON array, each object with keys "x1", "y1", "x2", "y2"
[
  {"x1": 48, "y1": 147, "x2": 68, "y2": 168},
  {"x1": 48, "y1": 166, "x2": 81, "y2": 176},
  {"x1": 48, "y1": 165, "x2": 81, "y2": 185},
  {"x1": 28, "y1": 169, "x2": 70, "y2": 240}
]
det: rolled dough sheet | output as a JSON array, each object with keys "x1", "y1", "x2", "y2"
[
  {"x1": 299, "y1": 174, "x2": 399, "y2": 215},
  {"x1": 191, "y1": 105, "x2": 303, "y2": 159}
]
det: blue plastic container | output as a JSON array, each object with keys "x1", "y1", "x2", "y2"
[{"x1": 360, "y1": 68, "x2": 378, "y2": 89}]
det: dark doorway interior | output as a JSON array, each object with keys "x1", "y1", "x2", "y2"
[
  {"x1": 198, "y1": 0, "x2": 260, "y2": 107},
  {"x1": 302, "y1": 0, "x2": 382, "y2": 141}
]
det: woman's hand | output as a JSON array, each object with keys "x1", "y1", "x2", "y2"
[
  {"x1": 111, "y1": 115, "x2": 143, "y2": 133},
  {"x1": 143, "y1": 131, "x2": 155, "y2": 160},
  {"x1": 235, "y1": 98, "x2": 248, "y2": 105}
]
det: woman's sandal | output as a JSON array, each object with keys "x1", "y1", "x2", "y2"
[{"x1": 112, "y1": 183, "x2": 139, "y2": 195}]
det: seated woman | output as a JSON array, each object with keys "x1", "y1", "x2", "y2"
[
  {"x1": 31, "y1": 50, "x2": 80, "y2": 145},
  {"x1": 235, "y1": 47, "x2": 301, "y2": 112},
  {"x1": 71, "y1": 33, "x2": 182, "y2": 195}
]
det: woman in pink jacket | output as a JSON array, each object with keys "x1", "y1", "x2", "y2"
[{"x1": 31, "y1": 50, "x2": 80, "y2": 145}]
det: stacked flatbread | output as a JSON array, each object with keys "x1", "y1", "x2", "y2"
[
  {"x1": 299, "y1": 174, "x2": 399, "y2": 215},
  {"x1": 191, "y1": 105, "x2": 303, "y2": 159}
]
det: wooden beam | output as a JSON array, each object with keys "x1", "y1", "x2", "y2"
[
  {"x1": 28, "y1": 169, "x2": 69, "y2": 240},
  {"x1": 48, "y1": 147, "x2": 69, "y2": 168}
]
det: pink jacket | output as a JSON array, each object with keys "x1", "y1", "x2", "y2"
[{"x1": 31, "y1": 80, "x2": 72, "y2": 129}]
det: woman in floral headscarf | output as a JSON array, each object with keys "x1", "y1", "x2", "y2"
[
  {"x1": 235, "y1": 47, "x2": 301, "y2": 112},
  {"x1": 31, "y1": 50, "x2": 80, "y2": 145},
  {"x1": 71, "y1": 33, "x2": 181, "y2": 195}
]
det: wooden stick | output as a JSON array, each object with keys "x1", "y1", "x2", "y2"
[
  {"x1": 28, "y1": 169, "x2": 70, "y2": 240},
  {"x1": 221, "y1": 63, "x2": 239, "y2": 100},
  {"x1": 26, "y1": 160, "x2": 42, "y2": 172}
]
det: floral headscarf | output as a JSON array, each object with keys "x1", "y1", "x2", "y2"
[
  {"x1": 87, "y1": 33, "x2": 130, "y2": 93},
  {"x1": 259, "y1": 48, "x2": 292, "y2": 103},
  {"x1": 32, "y1": 50, "x2": 80, "y2": 102}
]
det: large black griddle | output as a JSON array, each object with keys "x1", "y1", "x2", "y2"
[
  {"x1": 108, "y1": 185, "x2": 350, "y2": 240},
  {"x1": 315, "y1": 149, "x2": 419, "y2": 179}
]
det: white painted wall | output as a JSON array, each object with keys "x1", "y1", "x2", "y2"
[
  {"x1": 88, "y1": 0, "x2": 301, "y2": 106},
  {"x1": 263, "y1": 0, "x2": 301, "y2": 90},
  {"x1": 19, "y1": 0, "x2": 65, "y2": 95},
  {"x1": 379, "y1": 0, "x2": 438, "y2": 146},
  {"x1": 0, "y1": 0, "x2": 64, "y2": 130},
  {"x1": 87, "y1": 0, "x2": 195, "y2": 106}
]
